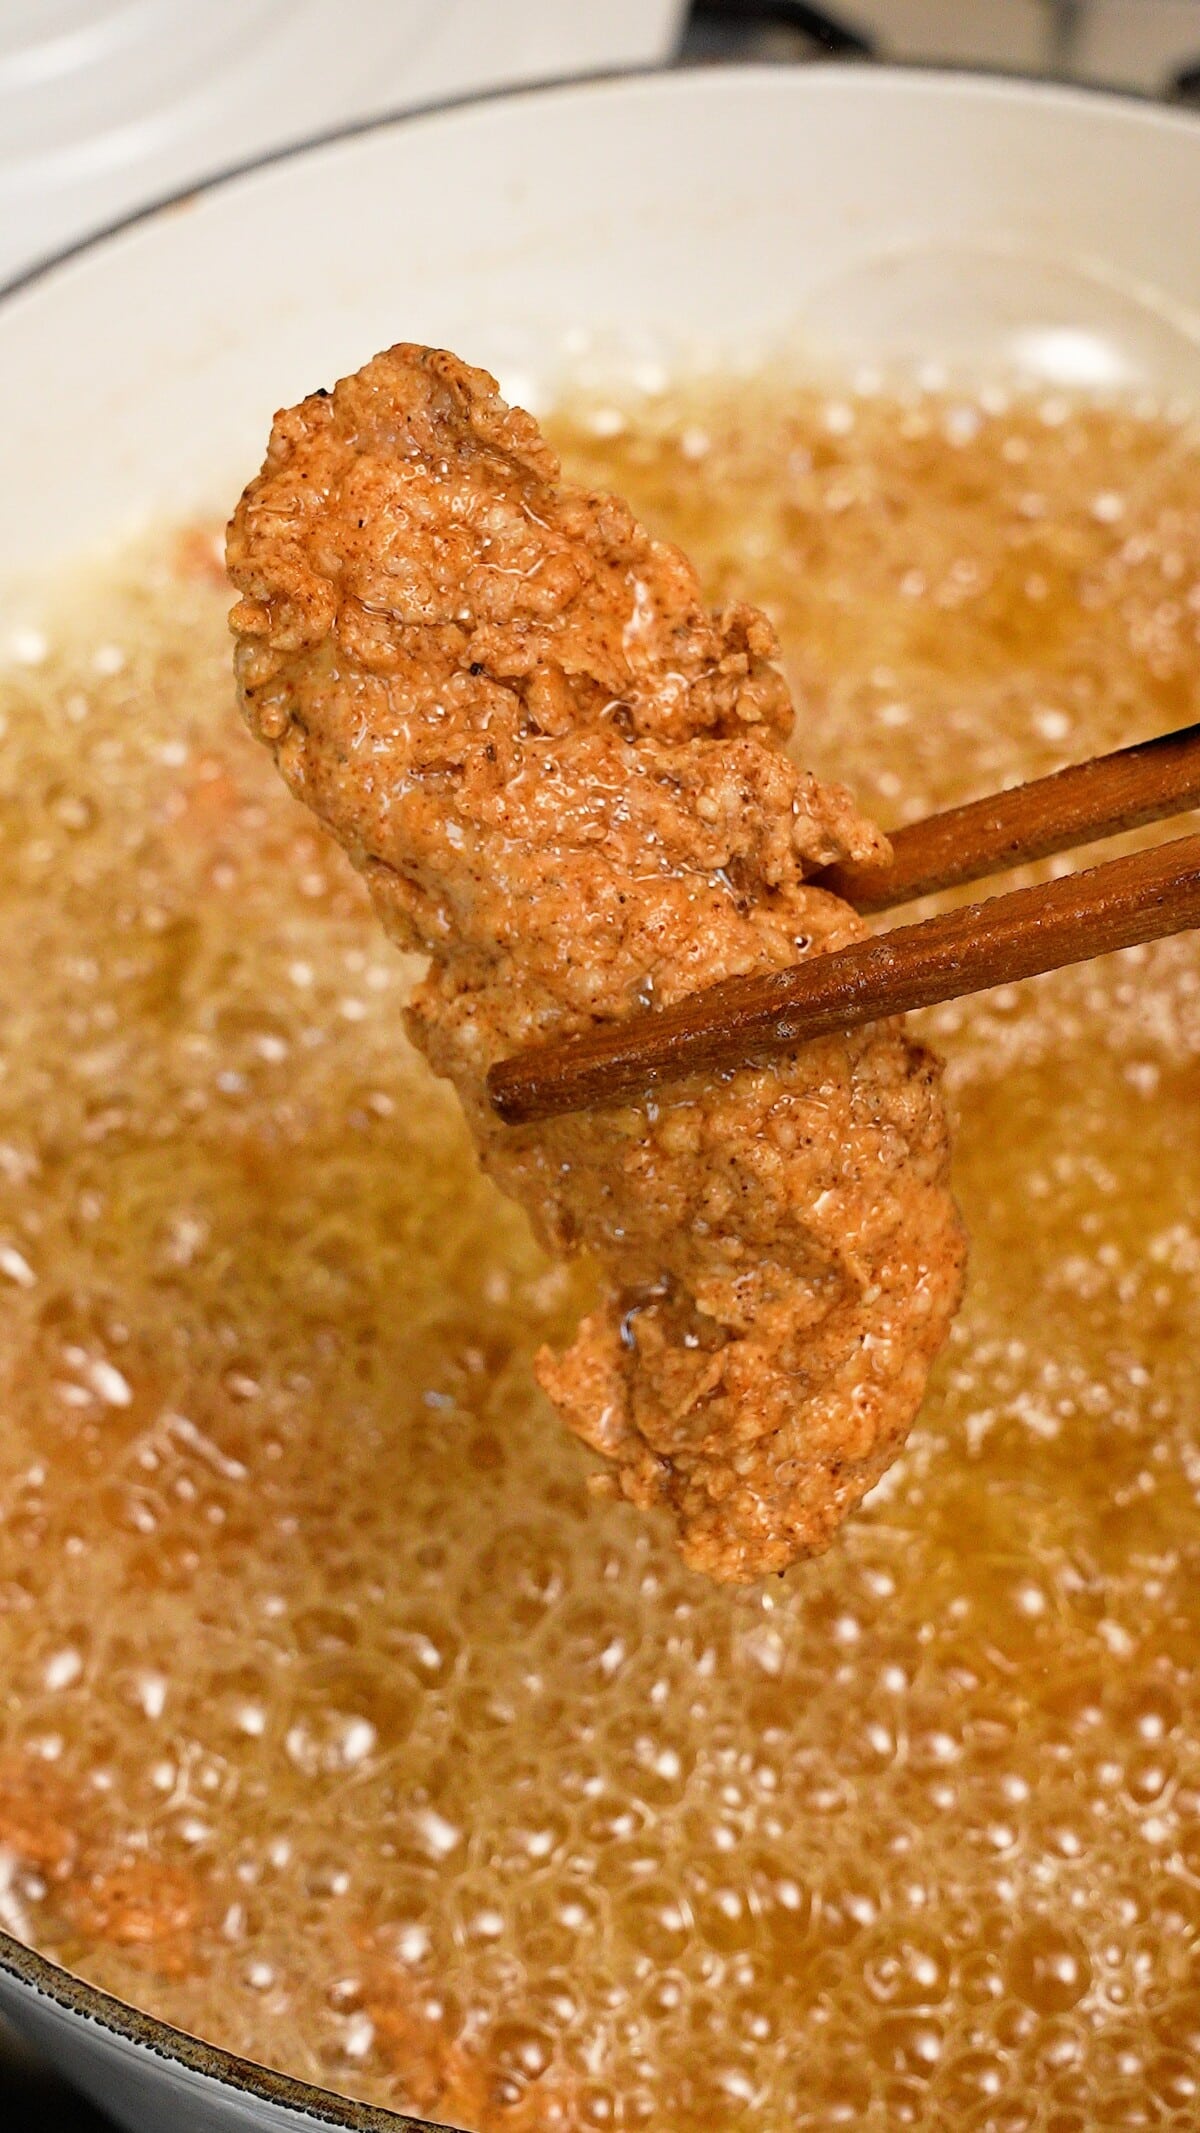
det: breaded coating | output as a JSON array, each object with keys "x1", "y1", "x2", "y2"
[{"x1": 227, "y1": 345, "x2": 965, "y2": 1582}]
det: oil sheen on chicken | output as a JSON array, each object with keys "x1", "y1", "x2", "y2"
[{"x1": 226, "y1": 345, "x2": 965, "y2": 1581}]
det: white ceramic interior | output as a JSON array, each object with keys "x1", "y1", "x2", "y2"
[{"x1": 0, "y1": 59, "x2": 1198, "y2": 2133}]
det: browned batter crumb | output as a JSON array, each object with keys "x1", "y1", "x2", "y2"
[
  {"x1": 227, "y1": 345, "x2": 965, "y2": 1582},
  {"x1": 0, "y1": 1765, "x2": 205, "y2": 1981},
  {"x1": 357, "y1": 1944, "x2": 581, "y2": 2129}
]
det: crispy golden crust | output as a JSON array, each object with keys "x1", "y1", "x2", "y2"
[{"x1": 228, "y1": 344, "x2": 965, "y2": 1581}]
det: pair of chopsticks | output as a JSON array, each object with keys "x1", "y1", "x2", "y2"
[{"x1": 488, "y1": 721, "x2": 1200, "y2": 1125}]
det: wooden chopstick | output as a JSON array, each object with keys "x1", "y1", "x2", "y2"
[
  {"x1": 815, "y1": 719, "x2": 1200, "y2": 913},
  {"x1": 488, "y1": 833, "x2": 1200, "y2": 1125}
]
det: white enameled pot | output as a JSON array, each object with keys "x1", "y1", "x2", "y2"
[
  {"x1": 0, "y1": 0, "x2": 686, "y2": 286},
  {"x1": 0, "y1": 60, "x2": 1198, "y2": 2133}
]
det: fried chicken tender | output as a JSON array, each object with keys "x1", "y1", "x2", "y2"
[{"x1": 227, "y1": 345, "x2": 965, "y2": 1582}]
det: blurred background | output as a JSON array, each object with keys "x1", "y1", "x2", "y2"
[
  {"x1": 685, "y1": 0, "x2": 1200, "y2": 90},
  {"x1": 7, "y1": 0, "x2": 1200, "y2": 290},
  {"x1": 3, "y1": 0, "x2": 1199, "y2": 2123}
]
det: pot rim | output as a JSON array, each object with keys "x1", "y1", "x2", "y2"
[
  {"x1": 3, "y1": 52, "x2": 1199, "y2": 309},
  {"x1": 0, "y1": 49, "x2": 1196, "y2": 2133}
]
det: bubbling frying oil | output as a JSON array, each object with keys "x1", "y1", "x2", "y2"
[{"x1": 0, "y1": 385, "x2": 1199, "y2": 2132}]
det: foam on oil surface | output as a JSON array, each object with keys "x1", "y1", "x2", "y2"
[{"x1": 0, "y1": 388, "x2": 1198, "y2": 2131}]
